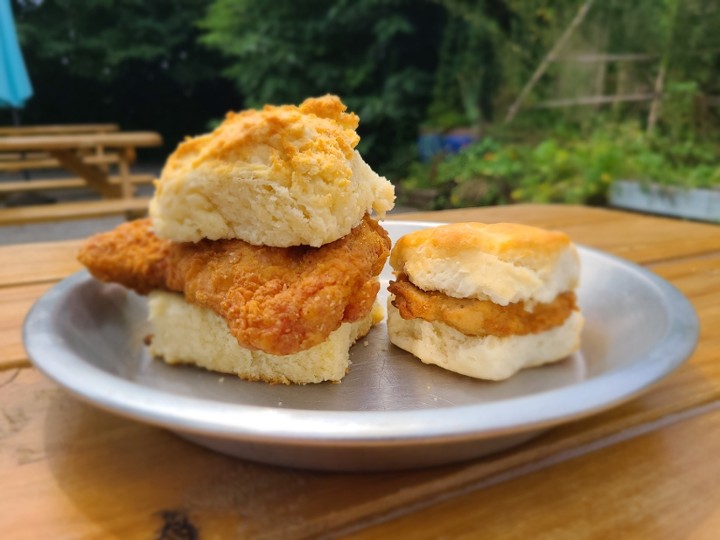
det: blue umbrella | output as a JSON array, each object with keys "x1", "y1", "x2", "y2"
[{"x1": 0, "y1": 0, "x2": 33, "y2": 121}]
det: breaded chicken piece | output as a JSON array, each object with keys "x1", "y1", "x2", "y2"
[
  {"x1": 389, "y1": 273, "x2": 577, "y2": 338},
  {"x1": 77, "y1": 218, "x2": 170, "y2": 295},
  {"x1": 78, "y1": 216, "x2": 390, "y2": 356}
]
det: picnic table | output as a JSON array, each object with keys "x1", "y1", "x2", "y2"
[
  {"x1": 0, "y1": 129, "x2": 162, "y2": 224},
  {"x1": 0, "y1": 123, "x2": 119, "y2": 136},
  {"x1": 0, "y1": 204, "x2": 718, "y2": 538}
]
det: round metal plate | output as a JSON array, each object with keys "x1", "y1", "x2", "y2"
[{"x1": 23, "y1": 221, "x2": 699, "y2": 470}]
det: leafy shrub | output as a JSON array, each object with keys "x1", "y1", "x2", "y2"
[
  {"x1": 399, "y1": 123, "x2": 720, "y2": 208},
  {"x1": 515, "y1": 135, "x2": 625, "y2": 204}
]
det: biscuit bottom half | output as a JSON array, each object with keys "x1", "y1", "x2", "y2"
[
  {"x1": 387, "y1": 299, "x2": 584, "y2": 381},
  {"x1": 148, "y1": 291, "x2": 381, "y2": 385}
]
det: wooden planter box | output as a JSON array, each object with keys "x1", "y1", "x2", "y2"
[{"x1": 610, "y1": 180, "x2": 720, "y2": 222}]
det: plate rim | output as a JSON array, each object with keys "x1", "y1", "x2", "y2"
[{"x1": 23, "y1": 220, "x2": 699, "y2": 445}]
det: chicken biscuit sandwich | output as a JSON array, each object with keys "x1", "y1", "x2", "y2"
[
  {"x1": 78, "y1": 95, "x2": 394, "y2": 384},
  {"x1": 387, "y1": 222, "x2": 583, "y2": 380}
]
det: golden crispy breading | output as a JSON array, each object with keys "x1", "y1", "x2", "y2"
[
  {"x1": 77, "y1": 219, "x2": 170, "y2": 295},
  {"x1": 78, "y1": 216, "x2": 390, "y2": 356},
  {"x1": 389, "y1": 273, "x2": 577, "y2": 338}
]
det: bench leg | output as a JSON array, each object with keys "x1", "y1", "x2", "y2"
[
  {"x1": 118, "y1": 147, "x2": 134, "y2": 199},
  {"x1": 48, "y1": 150, "x2": 122, "y2": 198}
]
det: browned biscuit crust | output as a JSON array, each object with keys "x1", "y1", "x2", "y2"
[{"x1": 390, "y1": 222, "x2": 573, "y2": 273}]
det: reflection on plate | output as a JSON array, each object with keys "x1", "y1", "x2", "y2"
[{"x1": 23, "y1": 221, "x2": 698, "y2": 471}]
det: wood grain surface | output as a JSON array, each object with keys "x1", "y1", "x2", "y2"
[
  {"x1": 0, "y1": 240, "x2": 84, "y2": 287},
  {"x1": 0, "y1": 124, "x2": 119, "y2": 136},
  {"x1": 0, "y1": 283, "x2": 54, "y2": 370},
  {"x1": 0, "y1": 204, "x2": 717, "y2": 539},
  {"x1": 0, "y1": 132, "x2": 162, "y2": 151},
  {"x1": 347, "y1": 405, "x2": 720, "y2": 540}
]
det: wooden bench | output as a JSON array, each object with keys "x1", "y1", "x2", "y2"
[
  {"x1": 0, "y1": 125, "x2": 126, "y2": 173},
  {"x1": 0, "y1": 131, "x2": 161, "y2": 225},
  {"x1": 0, "y1": 174, "x2": 154, "y2": 194},
  {"x1": 0, "y1": 152, "x2": 127, "y2": 171},
  {"x1": 0, "y1": 124, "x2": 119, "y2": 136},
  {"x1": 0, "y1": 197, "x2": 151, "y2": 226}
]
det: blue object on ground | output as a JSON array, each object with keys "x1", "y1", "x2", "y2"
[
  {"x1": 418, "y1": 131, "x2": 477, "y2": 162},
  {"x1": 417, "y1": 132, "x2": 445, "y2": 162},
  {"x1": 442, "y1": 133, "x2": 475, "y2": 153},
  {"x1": 0, "y1": 0, "x2": 33, "y2": 109}
]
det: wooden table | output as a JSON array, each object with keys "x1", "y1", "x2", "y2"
[
  {"x1": 0, "y1": 131, "x2": 162, "y2": 225},
  {"x1": 1, "y1": 204, "x2": 718, "y2": 539},
  {"x1": 0, "y1": 124, "x2": 119, "y2": 137},
  {"x1": 0, "y1": 132, "x2": 161, "y2": 198}
]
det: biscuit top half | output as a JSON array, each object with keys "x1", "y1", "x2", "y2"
[
  {"x1": 390, "y1": 222, "x2": 580, "y2": 306},
  {"x1": 150, "y1": 95, "x2": 395, "y2": 246},
  {"x1": 162, "y1": 95, "x2": 359, "y2": 183}
]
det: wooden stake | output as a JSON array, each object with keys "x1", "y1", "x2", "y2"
[
  {"x1": 504, "y1": 0, "x2": 597, "y2": 123},
  {"x1": 646, "y1": 63, "x2": 667, "y2": 134},
  {"x1": 534, "y1": 93, "x2": 656, "y2": 108}
]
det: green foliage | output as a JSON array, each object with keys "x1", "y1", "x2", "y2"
[
  {"x1": 404, "y1": 0, "x2": 720, "y2": 208},
  {"x1": 625, "y1": 131, "x2": 720, "y2": 189},
  {"x1": 11, "y1": 0, "x2": 240, "y2": 154},
  {"x1": 400, "y1": 123, "x2": 719, "y2": 209},
  {"x1": 9, "y1": 0, "x2": 720, "y2": 191},
  {"x1": 426, "y1": 1, "x2": 503, "y2": 128},
  {"x1": 424, "y1": 0, "x2": 720, "y2": 141},
  {"x1": 660, "y1": 81, "x2": 700, "y2": 140},
  {"x1": 513, "y1": 135, "x2": 624, "y2": 205},
  {"x1": 15, "y1": 0, "x2": 218, "y2": 85},
  {"x1": 200, "y1": 0, "x2": 443, "y2": 171},
  {"x1": 426, "y1": 0, "x2": 584, "y2": 129}
]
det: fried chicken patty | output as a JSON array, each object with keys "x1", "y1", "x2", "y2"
[
  {"x1": 78, "y1": 215, "x2": 390, "y2": 355},
  {"x1": 389, "y1": 273, "x2": 577, "y2": 338}
]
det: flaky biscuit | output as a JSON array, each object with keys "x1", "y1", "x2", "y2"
[
  {"x1": 150, "y1": 292, "x2": 383, "y2": 385},
  {"x1": 390, "y1": 222, "x2": 580, "y2": 306},
  {"x1": 387, "y1": 301, "x2": 583, "y2": 381},
  {"x1": 150, "y1": 95, "x2": 394, "y2": 246}
]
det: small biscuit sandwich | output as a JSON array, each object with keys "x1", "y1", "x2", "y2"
[
  {"x1": 387, "y1": 222, "x2": 584, "y2": 381},
  {"x1": 79, "y1": 95, "x2": 394, "y2": 384}
]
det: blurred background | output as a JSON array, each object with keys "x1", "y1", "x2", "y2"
[{"x1": 6, "y1": 0, "x2": 720, "y2": 212}]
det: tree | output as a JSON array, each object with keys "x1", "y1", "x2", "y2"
[
  {"x1": 427, "y1": 0, "x2": 586, "y2": 131},
  {"x1": 200, "y1": 0, "x2": 444, "y2": 172},
  {"x1": 12, "y1": 0, "x2": 240, "y2": 152}
]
